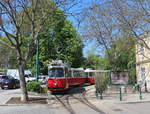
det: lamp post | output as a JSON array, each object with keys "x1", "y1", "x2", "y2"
[{"x1": 36, "y1": 38, "x2": 39, "y2": 82}]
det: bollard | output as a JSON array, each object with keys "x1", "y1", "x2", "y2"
[
  {"x1": 95, "y1": 90, "x2": 99, "y2": 99},
  {"x1": 139, "y1": 87, "x2": 142, "y2": 100},
  {"x1": 100, "y1": 92, "x2": 103, "y2": 99},
  {"x1": 119, "y1": 87, "x2": 122, "y2": 101},
  {"x1": 145, "y1": 82, "x2": 148, "y2": 92}
]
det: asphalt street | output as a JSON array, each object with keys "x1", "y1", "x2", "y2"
[
  {"x1": 1, "y1": 86, "x2": 150, "y2": 114},
  {"x1": 0, "y1": 86, "x2": 106, "y2": 114}
]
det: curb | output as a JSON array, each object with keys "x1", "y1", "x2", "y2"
[
  {"x1": 118, "y1": 100, "x2": 150, "y2": 104},
  {"x1": 0, "y1": 96, "x2": 49, "y2": 107},
  {"x1": 0, "y1": 104, "x2": 49, "y2": 106}
]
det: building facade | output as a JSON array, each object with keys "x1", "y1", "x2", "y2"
[{"x1": 136, "y1": 33, "x2": 150, "y2": 89}]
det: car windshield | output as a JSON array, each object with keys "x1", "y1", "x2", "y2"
[
  {"x1": 49, "y1": 68, "x2": 64, "y2": 77},
  {"x1": 0, "y1": 76, "x2": 14, "y2": 80}
]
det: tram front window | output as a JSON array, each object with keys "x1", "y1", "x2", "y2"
[{"x1": 49, "y1": 68, "x2": 64, "y2": 77}]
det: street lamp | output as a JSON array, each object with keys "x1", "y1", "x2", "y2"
[{"x1": 36, "y1": 38, "x2": 39, "y2": 82}]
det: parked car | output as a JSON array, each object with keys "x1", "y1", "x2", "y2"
[
  {"x1": 0, "y1": 76, "x2": 20, "y2": 89},
  {"x1": 38, "y1": 75, "x2": 47, "y2": 84},
  {"x1": 0, "y1": 75, "x2": 5, "y2": 85},
  {"x1": 25, "y1": 76, "x2": 36, "y2": 82}
]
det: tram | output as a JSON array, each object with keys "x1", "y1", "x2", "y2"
[
  {"x1": 70, "y1": 68, "x2": 86, "y2": 86},
  {"x1": 84, "y1": 69, "x2": 95, "y2": 84},
  {"x1": 85, "y1": 69, "x2": 110, "y2": 84},
  {"x1": 47, "y1": 60, "x2": 86, "y2": 91}
]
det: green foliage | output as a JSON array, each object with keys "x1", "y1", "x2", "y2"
[
  {"x1": 95, "y1": 72, "x2": 110, "y2": 99},
  {"x1": 27, "y1": 81, "x2": 44, "y2": 93},
  {"x1": 0, "y1": 39, "x2": 17, "y2": 69},
  {"x1": 41, "y1": 87, "x2": 48, "y2": 94},
  {"x1": 107, "y1": 36, "x2": 135, "y2": 70},
  {"x1": 107, "y1": 36, "x2": 136, "y2": 84},
  {"x1": 84, "y1": 54, "x2": 109, "y2": 70},
  {"x1": 85, "y1": 36, "x2": 136, "y2": 84},
  {"x1": 27, "y1": 8, "x2": 84, "y2": 74}
]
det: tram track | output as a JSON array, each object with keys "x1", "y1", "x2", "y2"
[{"x1": 47, "y1": 86, "x2": 106, "y2": 114}]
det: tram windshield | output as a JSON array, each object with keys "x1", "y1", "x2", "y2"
[{"x1": 49, "y1": 68, "x2": 64, "y2": 77}]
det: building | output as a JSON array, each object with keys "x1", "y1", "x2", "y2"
[{"x1": 136, "y1": 33, "x2": 150, "y2": 89}]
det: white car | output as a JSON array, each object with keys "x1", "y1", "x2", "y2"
[
  {"x1": 38, "y1": 75, "x2": 47, "y2": 84},
  {"x1": 25, "y1": 77, "x2": 36, "y2": 82}
]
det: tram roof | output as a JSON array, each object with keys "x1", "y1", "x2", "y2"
[
  {"x1": 84, "y1": 69, "x2": 110, "y2": 72},
  {"x1": 71, "y1": 68, "x2": 84, "y2": 71},
  {"x1": 48, "y1": 65, "x2": 67, "y2": 69}
]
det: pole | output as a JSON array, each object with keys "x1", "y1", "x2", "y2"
[
  {"x1": 139, "y1": 86, "x2": 142, "y2": 100},
  {"x1": 119, "y1": 87, "x2": 122, "y2": 101},
  {"x1": 36, "y1": 38, "x2": 39, "y2": 82},
  {"x1": 145, "y1": 82, "x2": 148, "y2": 92}
]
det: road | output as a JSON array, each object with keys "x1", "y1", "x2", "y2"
[
  {"x1": 119, "y1": 102, "x2": 150, "y2": 114},
  {"x1": 1, "y1": 86, "x2": 150, "y2": 114},
  {"x1": 0, "y1": 86, "x2": 106, "y2": 114}
]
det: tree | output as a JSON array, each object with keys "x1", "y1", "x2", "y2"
[
  {"x1": 109, "y1": 0, "x2": 150, "y2": 50},
  {"x1": 81, "y1": 0, "x2": 150, "y2": 60},
  {"x1": 26, "y1": 8, "x2": 84, "y2": 74},
  {"x1": 0, "y1": 40, "x2": 17, "y2": 69},
  {"x1": 0, "y1": 0, "x2": 82, "y2": 102},
  {"x1": 81, "y1": 1, "x2": 121, "y2": 66},
  {"x1": 107, "y1": 36, "x2": 136, "y2": 84},
  {"x1": 85, "y1": 53, "x2": 109, "y2": 70}
]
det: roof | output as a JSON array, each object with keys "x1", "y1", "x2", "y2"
[{"x1": 84, "y1": 69, "x2": 110, "y2": 72}]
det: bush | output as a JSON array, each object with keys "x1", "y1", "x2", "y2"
[
  {"x1": 27, "y1": 81, "x2": 43, "y2": 93},
  {"x1": 41, "y1": 87, "x2": 48, "y2": 94},
  {"x1": 95, "y1": 72, "x2": 110, "y2": 99}
]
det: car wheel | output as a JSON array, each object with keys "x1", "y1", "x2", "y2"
[
  {"x1": 13, "y1": 84, "x2": 16, "y2": 89},
  {"x1": 1, "y1": 87, "x2": 4, "y2": 89}
]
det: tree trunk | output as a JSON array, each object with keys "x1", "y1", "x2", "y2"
[{"x1": 18, "y1": 59, "x2": 28, "y2": 102}]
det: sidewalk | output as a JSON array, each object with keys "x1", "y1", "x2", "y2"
[
  {"x1": 1, "y1": 86, "x2": 150, "y2": 114},
  {"x1": 85, "y1": 85, "x2": 150, "y2": 102},
  {"x1": 0, "y1": 89, "x2": 21, "y2": 105},
  {"x1": 84, "y1": 85, "x2": 150, "y2": 114},
  {"x1": 0, "y1": 89, "x2": 44, "y2": 105}
]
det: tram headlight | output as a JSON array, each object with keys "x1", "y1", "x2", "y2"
[{"x1": 54, "y1": 81, "x2": 57, "y2": 86}]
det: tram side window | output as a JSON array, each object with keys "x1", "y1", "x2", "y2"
[
  {"x1": 79, "y1": 71, "x2": 82, "y2": 77},
  {"x1": 81, "y1": 71, "x2": 85, "y2": 77},
  {"x1": 65, "y1": 68, "x2": 71, "y2": 77},
  {"x1": 73, "y1": 71, "x2": 79, "y2": 77},
  {"x1": 78, "y1": 71, "x2": 82, "y2": 77},
  {"x1": 73, "y1": 71, "x2": 77, "y2": 77},
  {"x1": 85, "y1": 73, "x2": 88, "y2": 77},
  {"x1": 68, "y1": 70, "x2": 72, "y2": 77},
  {"x1": 89, "y1": 72, "x2": 94, "y2": 77},
  {"x1": 73, "y1": 71, "x2": 84, "y2": 77}
]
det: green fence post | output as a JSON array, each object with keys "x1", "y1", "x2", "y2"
[
  {"x1": 95, "y1": 90, "x2": 99, "y2": 99},
  {"x1": 119, "y1": 87, "x2": 122, "y2": 101},
  {"x1": 139, "y1": 86, "x2": 142, "y2": 100},
  {"x1": 100, "y1": 91, "x2": 103, "y2": 99}
]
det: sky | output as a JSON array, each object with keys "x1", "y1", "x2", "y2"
[{"x1": 67, "y1": 0, "x2": 101, "y2": 57}]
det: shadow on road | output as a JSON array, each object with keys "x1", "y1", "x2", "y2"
[
  {"x1": 71, "y1": 92, "x2": 106, "y2": 114},
  {"x1": 55, "y1": 95, "x2": 76, "y2": 114},
  {"x1": 49, "y1": 86, "x2": 106, "y2": 114}
]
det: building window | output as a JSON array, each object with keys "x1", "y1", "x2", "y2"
[
  {"x1": 140, "y1": 45, "x2": 144, "y2": 55},
  {"x1": 141, "y1": 67, "x2": 146, "y2": 81}
]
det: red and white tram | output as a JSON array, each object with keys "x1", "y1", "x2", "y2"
[
  {"x1": 85, "y1": 69, "x2": 110, "y2": 85},
  {"x1": 47, "y1": 60, "x2": 86, "y2": 91},
  {"x1": 84, "y1": 69, "x2": 95, "y2": 84},
  {"x1": 69, "y1": 68, "x2": 86, "y2": 86}
]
